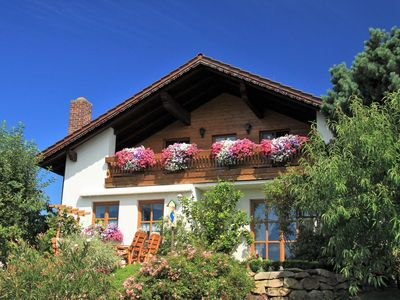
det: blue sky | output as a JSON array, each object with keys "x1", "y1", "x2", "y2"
[{"x1": 0, "y1": 0, "x2": 399, "y2": 204}]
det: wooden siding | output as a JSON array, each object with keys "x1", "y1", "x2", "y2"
[
  {"x1": 139, "y1": 93, "x2": 311, "y2": 152},
  {"x1": 105, "y1": 150, "x2": 300, "y2": 188}
]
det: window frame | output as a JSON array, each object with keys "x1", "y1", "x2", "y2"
[
  {"x1": 212, "y1": 133, "x2": 237, "y2": 143},
  {"x1": 92, "y1": 201, "x2": 120, "y2": 225},
  {"x1": 164, "y1": 137, "x2": 191, "y2": 148},
  {"x1": 137, "y1": 200, "x2": 165, "y2": 237},
  {"x1": 259, "y1": 129, "x2": 290, "y2": 142},
  {"x1": 250, "y1": 199, "x2": 296, "y2": 261}
]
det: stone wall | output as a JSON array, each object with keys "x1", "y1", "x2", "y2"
[{"x1": 248, "y1": 268, "x2": 348, "y2": 300}]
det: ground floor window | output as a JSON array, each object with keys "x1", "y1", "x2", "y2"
[
  {"x1": 250, "y1": 199, "x2": 296, "y2": 261},
  {"x1": 138, "y1": 200, "x2": 164, "y2": 237},
  {"x1": 93, "y1": 202, "x2": 119, "y2": 225}
]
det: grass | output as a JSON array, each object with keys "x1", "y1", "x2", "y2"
[{"x1": 111, "y1": 263, "x2": 141, "y2": 292}]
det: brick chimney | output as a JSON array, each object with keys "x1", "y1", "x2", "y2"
[{"x1": 68, "y1": 97, "x2": 92, "y2": 134}]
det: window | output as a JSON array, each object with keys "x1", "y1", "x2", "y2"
[
  {"x1": 250, "y1": 200, "x2": 296, "y2": 261},
  {"x1": 138, "y1": 200, "x2": 164, "y2": 237},
  {"x1": 212, "y1": 134, "x2": 237, "y2": 143},
  {"x1": 93, "y1": 202, "x2": 119, "y2": 225},
  {"x1": 259, "y1": 130, "x2": 290, "y2": 141},
  {"x1": 165, "y1": 137, "x2": 190, "y2": 148}
]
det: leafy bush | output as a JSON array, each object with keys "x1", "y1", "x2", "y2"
[
  {"x1": 181, "y1": 181, "x2": 252, "y2": 254},
  {"x1": 0, "y1": 234, "x2": 119, "y2": 299},
  {"x1": 122, "y1": 247, "x2": 254, "y2": 300},
  {"x1": 265, "y1": 93, "x2": 400, "y2": 294},
  {"x1": 0, "y1": 122, "x2": 51, "y2": 262},
  {"x1": 158, "y1": 216, "x2": 196, "y2": 255},
  {"x1": 37, "y1": 210, "x2": 81, "y2": 253},
  {"x1": 59, "y1": 233, "x2": 120, "y2": 274}
]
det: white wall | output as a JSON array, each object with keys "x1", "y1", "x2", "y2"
[
  {"x1": 62, "y1": 127, "x2": 116, "y2": 214},
  {"x1": 316, "y1": 111, "x2": 334, "y2": 143},
  {"x1": 81, "y1": 191, "x2": 193, "y2": 245}
]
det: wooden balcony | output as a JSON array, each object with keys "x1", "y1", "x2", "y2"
[{"x1": 105, "y1": 150, "x2": 299, "y2": 188}]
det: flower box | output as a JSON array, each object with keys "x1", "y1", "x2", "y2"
[
  {"x1": 261, "y1": 134, "x2": 307, "y2": 164},
  {"x1": 161, "y1": 143, "x2": 199, "y2": 172},
  {"x1": 115, "y1": 146, "x2": 156, "y2": 172},
  {"x1": 211, "y1": 138, "x2": 257, "y2": 166}
]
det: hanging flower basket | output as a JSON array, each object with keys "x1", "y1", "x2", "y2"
[
  {"x1": 211, "y1": 138, "x2": 257, "y2": 166},
  {"x1": 261, "y1": 134, "x2": 308, "y2": 164},
  {"x1": 115, "y1": 146, "x2": 156, "y2": 172},
  {"x1": 161, "y1": 143, "x2": 199, "y2": 172}
]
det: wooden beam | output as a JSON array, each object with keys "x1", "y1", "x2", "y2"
[
  {"x1": 240, "y1": 82, "x2": 264, "y2": 119},
  {"x1": 118, "y1": 114, "x2": 174, "y2": 148},
  {"x1": 160, "y1": 92, "x2": 191, "y2": 125},
  {"x1": 67, "y1": 149, "x2": 77, "y2": 162},
  {"x1": 117, "y1": 86, "x2": 223, "y2": 148}
]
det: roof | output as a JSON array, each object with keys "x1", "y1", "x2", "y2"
[{"x1": 39, "y1": 54, "x2": 322, "y2": 174}]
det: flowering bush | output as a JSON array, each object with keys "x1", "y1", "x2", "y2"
[
  {"x1": 115, "y1": 146, "x2": 156, "y2": 171},
  {"x1": 82, "y1": 223, "x2": 123, "y2": 243},
  {"x1": 0, "y1": 235, "x2": 119, "y2": 299},
  {"x1": 211, "y1": 138, "x2": 257, "y2": 166},
  {"x1": 122, "y1": 247, "x2": 253, "y2": 299},
  {"x1": 161, "y1": 143, "x2": 199, "y2": 172},
  {"x1": 261, "y1": 134, "x2": 308, "y2": 163}
]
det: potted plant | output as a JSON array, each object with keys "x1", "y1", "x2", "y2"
[
  {"x1": 260, "y1": 134, "x2": 307, "y2": 164},
  {"x1": 211, "y1": 138, "x2": 256, "y2": 166},
  {"x1": 115, "y1": 146, "x2": 156, "y2": 172},
  {"x1": 161, "y1": 143, "x2": 199, "y2": 172}
]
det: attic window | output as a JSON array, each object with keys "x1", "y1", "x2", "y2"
[
  {"x1": 165, "y1": 137, "x2": 190, "y2": 148},
  {"x1": 212, "y1": 134, "x2": 237, "y2": 143},
  {"x1": 259, "y1": 130, "x2": 289, "y2": 141}
]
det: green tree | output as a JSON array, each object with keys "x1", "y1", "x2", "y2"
[
  {"x1": 0, "y1": 122, "x2": 51, "y2": 261},
  {"x1": 181, "y1": 181, "x2": 252, "y2": 254},
  {"x1": 322, "y1": 27, "x2": 400, "y2": 120},
  {"x1": 265, "y1": 93, "x2": 400, "y2": 294}
]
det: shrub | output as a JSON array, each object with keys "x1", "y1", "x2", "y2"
[
  {"x1": 59, "y1": 233, "x2": 120, "y2": 274},
  {"x1": 0, "y1": 234, "x2": 119, "y2": 299},
  {"x1": 158, "y1": 216, "x2": 196, "y2": 255},
  {"x1": 122, "y1": 247, "x2": 254, "y2": 300},
  {"x1": 211, "y1": 138, "x2": 256, "y2": 166},
  {"x1": 181, "y1": 181, "x2": 252, "y2": 254},
  {"x1": 0, "y1": 122, "x2": 51, "y2": 262},
  {"x1": 115, "y1": 146, "x2": 156, "y2": 171},
  {"x1": 37, "y1": 209, "x2": 82, "y2": 253},
  {"x1": 161, "y1": 143, "x2": 199, "y2": 172}
]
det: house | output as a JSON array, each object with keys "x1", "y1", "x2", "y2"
[{"x1": 40, "y1": 54, "x2": 332, "y2": 261}]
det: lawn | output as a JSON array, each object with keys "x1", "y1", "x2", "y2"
[{"x1": 111, "y1": 263, "x2": 141, "y2": 292}]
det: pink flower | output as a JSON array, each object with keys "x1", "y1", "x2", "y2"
[
  {"x1": 161, "y1": 143, "x2": 199, "y2": 172},
  {"x1": 211, "y1": 138, "x2": 256, "y2": 165},
  {"x1": 115, "y1": 146, "x2": 156, "y2": 171}
]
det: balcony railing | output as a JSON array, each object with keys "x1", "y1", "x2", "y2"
[{"x1": 105, "y1": 150, "x2": 299, "y2": 188}]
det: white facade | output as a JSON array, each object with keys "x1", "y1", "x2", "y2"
[{"x1": 60, "y1": 111, "x2": 332, "y2": 261}]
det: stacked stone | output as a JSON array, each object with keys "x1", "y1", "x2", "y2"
[{"x1": 248, "y1": 268, "x2": 348, "y2": 300}]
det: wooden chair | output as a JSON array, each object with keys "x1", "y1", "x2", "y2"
[
  {"x1": 139, "y1": 232, "x2": 161, "y2": 262},
  {"x1": 117, "y1": 230, "x2": 147, "y2": 264}
]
